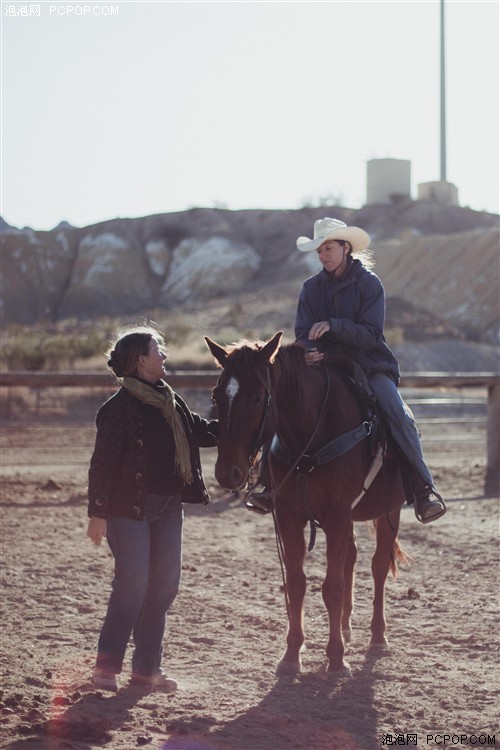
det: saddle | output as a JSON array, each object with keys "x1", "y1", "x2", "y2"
[
  {"x1": 329, "y1": 355, "x2": 416, "y2": 506},
  {"x1": 327, "y1": 354, "x2": 387, "y2": 455}
]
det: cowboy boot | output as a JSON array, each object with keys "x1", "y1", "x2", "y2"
[
  {"x1": 411, "y1": 472, "x2": 447, "y2": 524},
  {"x1": 244, "y1": 488, "x2": 274, "y2": 515}
]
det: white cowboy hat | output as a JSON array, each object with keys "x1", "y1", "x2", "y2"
[{"x1": 297, "y1": 218, "x2": 371, "y2": 254}]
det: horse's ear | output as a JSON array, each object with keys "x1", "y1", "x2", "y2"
[
  {"x1": 204, "y1": 336, "x2": 228, "y2": 368},
  {"x1": 259, "y1": 331, "x2": 283, "y2": 364}
]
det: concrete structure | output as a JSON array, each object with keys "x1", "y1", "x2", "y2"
[
  {"x1": 366, "y1": 158, "x2": 411, "y2": 205},
  {"x1": 418, "y1": 180, "x2": 459, "y2": 206}
]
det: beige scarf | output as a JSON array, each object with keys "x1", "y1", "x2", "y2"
[{"x1": 122, "y1": 376, "x2": 193, "y2": 485}]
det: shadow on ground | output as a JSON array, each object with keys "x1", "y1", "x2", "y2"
[{"x1": 163, "y1": 647, "x2": 390, "y2": 750}]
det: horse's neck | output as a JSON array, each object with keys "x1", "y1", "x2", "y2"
[{"x1": 271, "y1": 364, "x2": 362, "y2": 453}]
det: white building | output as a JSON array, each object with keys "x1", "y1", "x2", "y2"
[{"x1": 366, "y1": 158, "x2": 411, "y2": 205}]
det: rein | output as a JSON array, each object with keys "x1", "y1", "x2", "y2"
[
  {"x1": 245, "y1": 363, "x2": 333, "y2": 617},
  {"x1": 244, "y1": 364, "x2": 333, "y2": 550},
  {"x1": 239, "y1": 358, "x2": 377, "y2": 619}
]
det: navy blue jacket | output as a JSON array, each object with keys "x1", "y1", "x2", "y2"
[{"x1": 295, "y1": 258, "x2": 400, "y2": 384}]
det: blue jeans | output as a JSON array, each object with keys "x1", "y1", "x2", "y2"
[
  {"x1": 96, "y1": 493, "x2": 183, "y2": 676},
  {"x1": 369, "y1": 373, "x2": 434, "y2": 487}
]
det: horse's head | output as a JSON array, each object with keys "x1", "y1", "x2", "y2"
[{"x1": 205, "y1": 331, "x2": 283, "y2": 490}]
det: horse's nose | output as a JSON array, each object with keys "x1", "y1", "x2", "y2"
[
  {"x1": 215, "y1": 462, "x2": 245, "y2": 490},
  {"x1": 230, "y1": 465, "x2": 244, "y2": 488}
]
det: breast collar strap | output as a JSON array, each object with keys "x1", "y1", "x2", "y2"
[{"x1": 270, "y1": 412, "x2": 376, "y2": 473}]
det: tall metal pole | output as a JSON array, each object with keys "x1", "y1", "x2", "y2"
[{"x1": 440, "y1": 0, "x2": 447, "y2": 181}]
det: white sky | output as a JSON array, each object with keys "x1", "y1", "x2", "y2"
[{"x1": 1, "y1": 0, "x2": 499, "y2": 230}]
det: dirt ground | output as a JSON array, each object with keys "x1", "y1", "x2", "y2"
[{"x1": 1, "y1": 436, "x2": 499, "y2": 749}]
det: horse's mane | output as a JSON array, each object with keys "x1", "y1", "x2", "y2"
[
  {"x1": 224, "y1": 339, "x2": 312, "y2": 410},
  {"x1": 222, "y1": 339, "x2": 268, "y2": 388},
  {"x1": 276, "y1": 343, "x2": 312, "y2": 409}
]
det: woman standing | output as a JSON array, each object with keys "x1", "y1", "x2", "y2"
[
  {"x1": 87, "y1": 325, "x2": 218, "y2": 692},
  {"x1": 295, "y1": 218, "x2": 446, "y2": 524}
]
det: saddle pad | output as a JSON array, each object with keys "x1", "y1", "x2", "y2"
[{"x1": 351, "y1": 445, "x2": 384, "y2": 509}]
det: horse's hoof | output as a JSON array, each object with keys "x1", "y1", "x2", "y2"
[
  {"x1": 370, "y1": 635, "x2": 389, "y2": 646},
  {"x1": 276, "y1": 659, "x2": 301, "y2": 677},
  {"x1": 327, "y1": 664, "x2": 352, "y2": 679},
  {"x1": 369, "y1": 637, "x2": 391, "y2": 653}
]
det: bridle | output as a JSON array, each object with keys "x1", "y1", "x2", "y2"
[{"x1": 247, "y1": 366, "x2": 273, "y2": 469}]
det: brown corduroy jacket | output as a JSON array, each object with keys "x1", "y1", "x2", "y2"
[{"x1": 87, "y1": 387, "x2": 218, "y2": 520}]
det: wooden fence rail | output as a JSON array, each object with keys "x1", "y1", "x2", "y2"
[{"x1": 1, "y1": 370, "x2": 499, "y2": 492}]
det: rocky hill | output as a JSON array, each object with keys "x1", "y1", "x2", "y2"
[{"x1": 1, "y1": 203, "x2": 499, "y2": 359}]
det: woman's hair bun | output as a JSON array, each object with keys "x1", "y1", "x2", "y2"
[{"x1": 107, "y1": 351, "x2": 124, "y2": 377}]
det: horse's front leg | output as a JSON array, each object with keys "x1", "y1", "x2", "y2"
[
  {"x1": 323, "y1": 513, "x2": 353, "y2": 677},
  {"x1": 274, "y1": 506, "x2": 307, "y2": 677}
]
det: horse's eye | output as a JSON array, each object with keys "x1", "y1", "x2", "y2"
[{"x1": 253, "y1": 393, "x2": 264, "y2": 406}]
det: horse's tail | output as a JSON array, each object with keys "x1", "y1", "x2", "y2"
[
  {"x1": 371, "y1": 518, "x2": 411, "y2": 578},
  {"x1": 389, "y1": 538, "x2": 411, "y2": 579}
]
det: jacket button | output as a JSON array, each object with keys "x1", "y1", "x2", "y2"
[
  {"x1": 132, "y1": 506, "x2": 141, "y2": 515},
  {"x1": 137, "y1": 439, "x2": 143, "y2": 448},
  {"x1": 95, "y1": 498, "x2": 103, "y2": 506},
  {"x1": 135, "y1": 472, "x2": 143, "y2": 481}
]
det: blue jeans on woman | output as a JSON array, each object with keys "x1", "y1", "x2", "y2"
[
  {"x1": 96, "y1": 493, "x2": 183, "y2": 676},
  {"x1": 368, "y1": 373, "x2": 434, "y2": 487}
]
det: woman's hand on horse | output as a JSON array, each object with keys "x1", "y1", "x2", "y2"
[
  {"x1": 305, "y1": 348, "x2": 325, "y2": 366},
  {"x1": 87, "y1": 516, "x2": 107, "y2": 546},
  {"x1": 308, "y1": 321, "x2": 331, "y2": 339}
]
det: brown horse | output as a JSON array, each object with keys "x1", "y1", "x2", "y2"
[{"x1": 206, "y1": 331, "x2": 408, "y2": 678}]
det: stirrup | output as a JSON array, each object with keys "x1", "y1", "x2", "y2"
[
  {"x1": 414, "y1": 488, "x2": 447, "y2": 524},
  {"x1": 244, "y1": 489, "x2": 274, "y2": 515}
]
